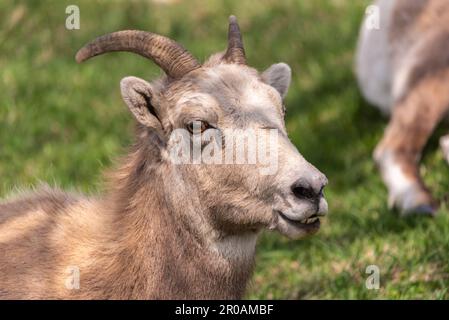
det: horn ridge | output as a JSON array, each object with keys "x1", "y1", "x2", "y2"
[
  {"x1": 75, "y1": 30, "x2": 200, "y2": 79},
  {"x1": 223, "y1": 15, "x2": 246, "y2": 65}
]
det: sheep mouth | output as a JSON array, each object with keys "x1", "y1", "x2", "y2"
[
  {"x1": 278, "y1": 211, "x2": 320, "y2": 227},
  {"x1": 273, "y1": 210, "x2": 320, "y2": 240}
]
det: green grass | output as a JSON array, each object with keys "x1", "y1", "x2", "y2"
[{"x1": 1, "y1": 0, "x2": 448, "y2": 299}]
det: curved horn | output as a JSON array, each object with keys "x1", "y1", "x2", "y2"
[
  {"x1": 75, "y1": 30, "x2": 201, "y2": 79},
  {"x1": 223, "y1": 15, "x2": 246, "y2": 65}
]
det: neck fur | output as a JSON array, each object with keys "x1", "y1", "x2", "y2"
[{"x1": 97, "y1": 144, "x2": 257, "y2": 299}]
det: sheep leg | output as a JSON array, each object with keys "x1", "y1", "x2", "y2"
[{"x1": 374, "y1": 74, "x2": 449, "y2": 216}]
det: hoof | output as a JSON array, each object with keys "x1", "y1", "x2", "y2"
[
  {"x1": 401, "y1": 204, "x2": 436, "y2": 217},
  {"x1": 375, "y1": 148, "x2": 438, "y2": 218},
  {"x1": 388, "y1": 185, "x2": 437, "y2": 217}
]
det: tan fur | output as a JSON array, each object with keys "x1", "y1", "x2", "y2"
[
  {"x1": 357, "y1": 0, "x2": 449, "y2": 215},
  {"x1": 0, "y1": 45, "x2": 328, "y2": 297},
  {"x1": 0, "y1": 139, "x2": 256, "y2": 299}
]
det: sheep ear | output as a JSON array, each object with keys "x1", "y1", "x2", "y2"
[
  {"x1": 262, "y1": 63, "x2": 292, "y2": 99},
  {"x1": 120, "y1": 76, "x2": 163, "y2": 132}
]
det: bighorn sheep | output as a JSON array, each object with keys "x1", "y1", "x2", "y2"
[
  {"x1": 356, "y1": 0, "x2": 449, "y2": 216},
  {"x1": 0, "y1": 16, "x2": 328, "y2": 299}
]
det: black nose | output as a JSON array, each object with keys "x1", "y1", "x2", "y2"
[{"x1": 291, "y1": 177, "x2": 326, "y2": 202}]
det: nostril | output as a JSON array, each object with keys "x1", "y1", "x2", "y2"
[
  {"x1": 291, "y1": 184, "x2": 317, "y2": 201},
  {"x1": 291, "y1": 177, "x2": 327, "y2": 201}
]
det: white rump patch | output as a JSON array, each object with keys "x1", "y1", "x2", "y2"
[{"x1": 355, "y1": 0, "x2": 395, "y2": 113}]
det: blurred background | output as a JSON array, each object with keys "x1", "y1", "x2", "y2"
[{"x1": 0, "y1": 0, "x2": 448, "y2": 299}]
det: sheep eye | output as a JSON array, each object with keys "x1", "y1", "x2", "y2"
[{"x1": 186, "y1": 120, "x2": 209, "y2": 134}]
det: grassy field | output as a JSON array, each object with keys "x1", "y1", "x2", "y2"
[{"x1": 1, "y1": 0, "x2": 448, "y2": 299}]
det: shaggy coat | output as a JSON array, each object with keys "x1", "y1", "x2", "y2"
[{"x1": 0, "y1": 17, "x2": 328, "y2": 299}]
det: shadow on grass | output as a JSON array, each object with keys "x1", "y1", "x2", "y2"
[{"x1": 287, "y1": 81, "x2": 386, "y2": 180}]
